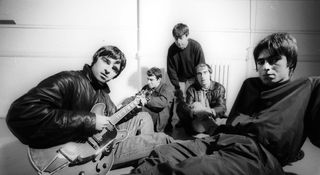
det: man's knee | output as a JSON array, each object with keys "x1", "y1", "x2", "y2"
[
  {"x1": 137, "y1": 112, "x2": 154, "y2": 133},
  {"x1": 137, "y1": 112, "x2": 152, "y2": 123}
]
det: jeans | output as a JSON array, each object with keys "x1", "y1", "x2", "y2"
[{"x1": 113, "y1": 112, "x2": 174, "y2": 165}]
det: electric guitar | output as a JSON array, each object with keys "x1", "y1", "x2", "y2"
[{"x1": 28, "y1": 90, "x2": 150, "y2": 175}]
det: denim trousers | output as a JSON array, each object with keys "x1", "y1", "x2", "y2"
[{"x1": 112, "y1": 112, "x2": 174, "y2": 166}]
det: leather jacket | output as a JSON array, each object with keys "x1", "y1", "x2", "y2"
[{"x1": 6, "y1": 64, "x2": 117, "y2": 148}]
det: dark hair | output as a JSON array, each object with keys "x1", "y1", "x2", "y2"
[
  {"x1": 253, "y1": 32, "x2": 298, "y2": 74},
  {"x1": 195, "y1": 63, "x2": 212, "y2": 74},
  {"x1": 91, "y1": 45, "x2": 126, "y2": 78},
  {"x1": 172, "y1": 23, "x2": 189, "y2": 38},
  {"x1": 147, "y1": 67, "x2": 162, "y2": 79}
]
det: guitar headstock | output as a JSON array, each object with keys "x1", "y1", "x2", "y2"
[
  {"x1": 140, "y1": 89, "x2": 153, "y2": 101},
  {"x1": 134, "y1": 89, "x2": 153, "y2": 104}
]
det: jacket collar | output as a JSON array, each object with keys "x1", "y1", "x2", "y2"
[
  {"x1": 153, "y1": 81, "x2": 164, "y2": 92},
  {"x1": 194, "y1": 80, "x2": 215, "y2": 91},
  {"x1": 82, "y1": 64, "x2": 110, "y2": 93}
]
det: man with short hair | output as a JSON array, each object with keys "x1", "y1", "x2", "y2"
[
  {"x1": 6, "y1": 46, "x2": 173, "y2": 173},
  {"x1": 140, "y1": 67, "x2": 174, "y2": 132},
  {"x1": 131, "y1": 33, "x2": 320, "y2": 175},
  {"x1": 177, "y1": 63, "x2": 227, "y2": 136},
  {"x1": 167, "y1": 23, "x2": 206, "y2": 100}
]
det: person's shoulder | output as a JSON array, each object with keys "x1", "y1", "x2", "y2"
[
  {"x1": 55, "y1": 70, "x2": 83, "y2": 79},
  {"x1": 167, "y1": 43, "x2": 180, "y2": 58},
  {"x1": 244, "y1": 77, "x2": 260, "y2": 83},
  {"x1": 240, "y1": 77, "x2": 263, "y2": 89},
  {"x1": 188, "y1": 38, "x2": 202, "y2": 47},
  {"x1": 168, "y1": 42, "x2": 177, "y2": 51},
  {"x1": 44, "y1": 70, "x2": 84, "y2": 85},
  {"x1": 187, "y1": 83, "x2": 198, "y2": 91},
  {"x1": 161, "y1": 81, "x2": 174, "y2": 89},
  {"x1": 211, "y1": 80, "x2": 225, "y2": 89}
]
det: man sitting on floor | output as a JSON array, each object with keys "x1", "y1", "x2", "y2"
[{"x1": 130, "y1": 33, "x2": 320, "y2": 175}]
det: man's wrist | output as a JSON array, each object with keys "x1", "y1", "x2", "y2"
[{"x1": 211, "y1": 108, "x2": 216, "y2": 116}]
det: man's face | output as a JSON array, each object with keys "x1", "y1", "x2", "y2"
[
  {"x1": 174, "y1": 34, "x2": 189, "y2": 49},
  {"x1": 147, "y1": 75, "x2": 161, "y2": 89},
  {"x1": 91, "y1": 56, "x2": 121, "y2": 84},
  {"x1": 256, "y1": 49, "x2": 291, "y2": 86},
  {"x1": 196, "y1": 66, "x2": 211, "y2": 88}
]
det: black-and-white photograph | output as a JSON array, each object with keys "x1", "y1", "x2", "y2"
[{"x1": 1, "y1": 0, "x2": 320, "y2": 174}]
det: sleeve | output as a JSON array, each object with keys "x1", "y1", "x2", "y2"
[
  {"x1": 211, "y1": 84, "x2": 227, "y2": 118},
  {"x1": 306, "y1": 77, "x2": 320, "y2": 148},
  {"x1": 194, "y1": 42, "x2": 206, "y2": 65},
  {"x1": 186, "y1": 86, "x2": 196, "y2": 106},
  {"x1": 145, "y1": 84, "x2": 174, "y2": 113},
  {"x1": 167, "y1": 49, "x2": 180, "y2": 89},
  {"x1": 6, "y1": 73, "x2": 97, "y2": 148}
]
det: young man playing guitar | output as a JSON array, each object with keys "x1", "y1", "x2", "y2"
[{"x1": 6, "y1": 46, "x2": 174, "y2": 175}]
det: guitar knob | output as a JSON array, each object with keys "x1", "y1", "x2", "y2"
[
  {"x1": 96, "y1": 164, "x2": 101, "y2": 173},
  {"x1": 102, "y1": 163, "x2": 107, "y2": 168},
  {"x1": 79, "y1": 171, "x2": 85, "y2": 175}
]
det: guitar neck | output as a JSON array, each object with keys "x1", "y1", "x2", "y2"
[{"x1": 108, "y1": 99, "x2": 138, "y2": 125}]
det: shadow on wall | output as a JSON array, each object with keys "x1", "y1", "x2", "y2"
[{"x1": 126, "y1": 70, "x2": 139, "y2": 89}]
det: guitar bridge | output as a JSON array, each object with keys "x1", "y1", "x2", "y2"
[{"x1": 87, "y1": 137, "x2": 100, "y2": 150}]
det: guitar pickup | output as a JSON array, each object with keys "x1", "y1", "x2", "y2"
[{"x1": 87, "y1": 137, "x2": 100, "y2": 150}]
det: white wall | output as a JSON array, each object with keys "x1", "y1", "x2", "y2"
[
  {"x1": 1, "y1": 0, "x2": 320, "y2": 117},
  {"x1": 0, "y1": 0, "x2": 138, "y2": 116}
]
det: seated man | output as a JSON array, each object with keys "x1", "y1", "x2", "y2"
[
  {"x1": 131, "y1": 33, "x2": 320, "y2": 175},
  {"x1": 6, "y1": 46, "x2": 174, "y2": 174},
  {"x1": 141, "y1": 67, "x2": 174, "y2": 133},
  {"x1": 177, "y1": 63, "x2": 227, "y2": 136}
]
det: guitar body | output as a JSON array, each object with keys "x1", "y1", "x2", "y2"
[{"x1": 28, "y1": 103, "x2": 129, "y2": 175}]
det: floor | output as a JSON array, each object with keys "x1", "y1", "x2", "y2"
[{"x1": 1, "y1": 118, "x2": 320, "y2": 175}]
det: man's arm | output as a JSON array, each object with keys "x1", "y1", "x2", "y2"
[
  {"x1": 210, "y1": 83, "x2": 227, "y2": 117},
  {"x1": 6, "y1": 73, "x2": 97, "y2": 148},
  {"x1": 145, "y1": 84, "x2": 174, "y2": 112},
  {"x1": 306, "y1": 77, "x2": 320, "y2": 148},
  {"x1": 194, "y1": 42, "x2": 206, "y2": 65},
  {"x1": 167, "y1": 51, "x2": 180, "y2": 90}
]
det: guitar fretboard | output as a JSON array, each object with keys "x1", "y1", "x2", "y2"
[{"x1": 94, "y1": 99, "x2": 139, "y2": 140}]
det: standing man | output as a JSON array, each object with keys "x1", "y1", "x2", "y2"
[
  {"x1": 6, "y1": 46, "x2": 173, "y2": 173},
  {"x1": 177, "y1": 63, "x2": 227, "y2": 136},
  {"x1": 141, "y1": 67, "x2": 174, "y2": 132},
  {"x1": 131, "y1": 33, "x2": 320, "y2": 175},
  {"x1": 167, "y1": 23, "x2": 206, "y2": 100}
]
